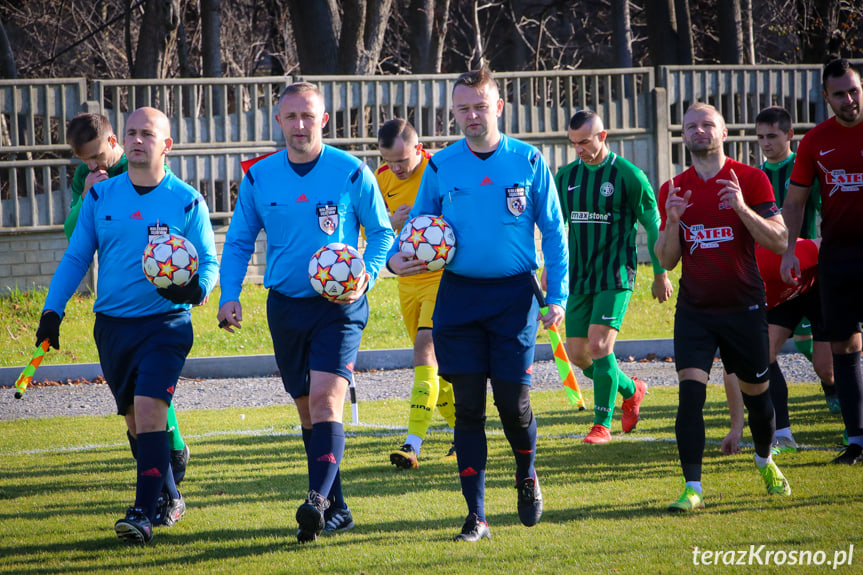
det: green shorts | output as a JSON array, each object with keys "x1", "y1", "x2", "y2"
[
  {"x1": 793, "y1": 317, "x2": 813, "y2": 337},
  {"x1": 565, "y1": 289, "x2": 632, "y2": 338}
]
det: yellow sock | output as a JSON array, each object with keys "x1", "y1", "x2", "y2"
[
  {"x1": 407, "y1": 365, "x2": 439, "y2": 440},
  {"x1": 436, "y1": 376, "x2": 456, "y2": 428}
]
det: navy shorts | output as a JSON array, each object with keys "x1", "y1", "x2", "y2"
[
  {"x1": 432, "y1": 271, "x2": 539, "y2": 385},
  {"x1": 267, "y1": 290, "x2": 368, "y2": 399},
  {"x1": 94, "y1": 310, "x2": 193, "y2": 415},
  {"x1": 766, "y1": 285, "x2": 828, "y2": 342},
  {"x1": 819, "y1": 255, "x2": 863, "y2": 342},
  {"x1": 674, "y1": 305, "x2": 769, "y2": 383}
]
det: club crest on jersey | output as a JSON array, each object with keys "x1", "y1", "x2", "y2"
[
  {"x1": 680, "y1": 221, "x2": 733, "y2": 253},
  {"x1": 506, "y1": 185, "x2": 527, "y2": 216},
  {"x1": 317, "y1": 203, "x2": 339, "y2": 235},
  {"x1": 600, "y1": 182, "x2": 615, "y2": 197}
]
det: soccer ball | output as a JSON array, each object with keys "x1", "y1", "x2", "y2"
[
  {"x1": 142, "y1": 233, "x2": 199, "y2": 289},
  {"x1": 308, "y1": 243, "x2": 366, "y2": 300},
  {"x1": 398, "y1": 214, "x2": 456, "y2": 272}
]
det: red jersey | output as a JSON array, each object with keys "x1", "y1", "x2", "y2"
[
  {"x1": 756, "y1": 238, "x2": 818, "y2": 309},
  {"x1": 659, "y1": 158, "x2": 779, "y2": 312},
  {"x1": 791, "y1": 117, "x2": 863, "y2": 258}
]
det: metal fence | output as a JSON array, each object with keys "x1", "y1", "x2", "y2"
[
  {"x1": 0, "y1": 69, "x2": 659, "y2": 230},
  {"x1": 2, "y1": 64, "x2": 856, "y2": 233}
]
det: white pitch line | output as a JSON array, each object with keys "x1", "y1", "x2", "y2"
[{"x1": 2, "y1": 424, "x2": 840, "y2": 457}]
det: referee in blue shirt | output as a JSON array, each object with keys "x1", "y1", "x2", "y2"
[
  {"x1": 217, "y1": 82, "x2": 394, "y2": 543},
  {"x1": 388, "y1": 68, "x2": 568, "y2": 542}
]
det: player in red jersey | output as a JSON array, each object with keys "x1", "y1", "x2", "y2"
[
  {"x1": 780, "y1": 58, "x2": 863, "y2": 465},
  {"x1": 655, "y1": 103, "x2": 790, "y2": 512},
  {"x1": 721, "y1": 238, "x2": 833, "y2": 455}
]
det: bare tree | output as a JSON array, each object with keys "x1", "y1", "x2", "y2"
[
  {"x1": 339, "y1": 0, "x2": 395, "y2": 74},
  {"x1": 718, "y1": 0, "x2": 744, "y2": 64},
  {"x1": 285, "y1": 0, "x2": 340, "y2": 74},
  {"x1": 0, "y1": 16, "x2": 16, "y2": 79},
  {"x1": 741, "y1": 0, "x2": 754, "y2": 64},
  {"x1": 201, "y1": 0, "x2": 221, "y2": 78},
  {"x1": 646, "y1": 0, "x2": 680, "y2": 65},
  {"x1": 131, "y1": 0, "x2": 180, "y2": 79},
  {"x1": 407, "y1": 0, "x2": 450, "y2": 73},
  {"x1": 674, "y1": 0, "x2": 693, "y2": 64},
  {"x1": 611, "y1": 0, "x2": 633, "y2": 68}
]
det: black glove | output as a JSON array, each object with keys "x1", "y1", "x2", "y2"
[
  {"x1": 36, "y1": 310, "x2": 62, "y2": 350},
  {"x1": 157, "y1": 274, "x2": 204, "y2": 305}
]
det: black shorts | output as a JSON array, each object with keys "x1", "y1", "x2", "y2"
[
  {"x1": 819, "y1": 256, "x2": 863, "y2": 342},
  {"x1": 94, "y1": 310, "x2": 193, "y2": 415},
  {"x1": 674, "y1": 305, "x2": 769, "y2": 383},
  {"x1": 766, "y1": 286, "x2": 828, "y2": 342}
]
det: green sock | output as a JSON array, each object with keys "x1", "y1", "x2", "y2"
[
  {"x1": 166, "y1": 403, "x2": 186, "y2": 451},
  {"x1": 615, "y1": 360, "x2": 636, "y2": 399},
  {"x1": 794, "y1": 338, "x2": 813, "y2": 362},
  {"x1": 582, "y1": 363, "x2": 595, "y2": 380},
  {"x1": 591, "y1": 354, "x2": 618, "y2": 427}
]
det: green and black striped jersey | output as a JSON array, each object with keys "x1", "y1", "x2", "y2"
[
  {"x1": 760, "y1": 152, "x2": 820, "y2": 240},
  {"x1": 555, "y1": 151, "x2": 661, "y2": 294}
]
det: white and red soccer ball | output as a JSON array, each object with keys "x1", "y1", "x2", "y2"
[
  {"x1": 398, "y1": 214, "x2": 456, "y2": 272},
  {"x1": 308, "y1": 243, "x2": 366, "y2": 300},
  {"x1": 142, "y1": 233, "x2": 199, "y2": 289}
]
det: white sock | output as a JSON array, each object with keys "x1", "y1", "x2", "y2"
[
  {"x1": 754, "y1": 453, "x2": 772, "y2": 468},
  {"x1": 685, "y1": 481, "x2": 702, "y2": 494},
  {"x1": 405, "y1": 434, "x2": 423, "y2": 455},
  {"x1": 774, "y1": 427, "x2": 793, "y2": 440}
]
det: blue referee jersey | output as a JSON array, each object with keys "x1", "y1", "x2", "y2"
[
  {"x1": 397, "y1": 135, "x2": 568, "y2": 307},
  {"x1": 44, "y1": 172, "x2": 219, "y2": 317},
  {"x1": 219, "y1": 146, "x2": 395, "y2": 303}
]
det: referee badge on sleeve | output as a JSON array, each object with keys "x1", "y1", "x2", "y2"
[
  {"x1": 506, "y1": 185, "x2": 527, "y2": 216},
  {"x1": 317, "y1": 203, "x2": 339, "y2": 235}
]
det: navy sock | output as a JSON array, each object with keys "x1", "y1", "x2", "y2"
[
  {"x1": 454, "y1": 427, "x2": 487, "y2": 522},
  {"x1": 741, "y1": 389, "x2": 776, "y2": 459},
  {"x1": 834, "y1": 351, "x2": 863, "y2": 437},
  {"x1": 768, "y1": 361, "x2": 790, "y2": 430},
  {"x1": 304, "y1": 426, "x2": 345, "y2": 509},
  {"x1": 676, "y1": 380, "x2": 706, "y2": 482},
  {"x1": 503, "y1": 415, "x2": 537, "y2": 483},
  {"x1": 307, "y1": 422, "x2": 345, "y2": 498},
  {"x1": 134, "y1": 430, "x2": 170, "y2": 521}
]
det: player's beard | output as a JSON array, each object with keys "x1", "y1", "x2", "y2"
[
  {"x1": 835, "y1": 102, "x2": 862, "y2": 124},
  {"x1": 685, "y1": 137, "x2": 722, "y2": 159}
]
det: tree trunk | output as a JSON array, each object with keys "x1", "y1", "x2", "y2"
[
  {"x1": 646, "y1": 0, "x2": 679, "y2": 65},
  {"x1": 201, "y1": 0, "x2": 221, "y2": 78},
  {"x1": 359, "y1": 0, "x2": 393, "y2": 75},
  {"x1": 408, "y1": 0, "x2": 450, "y2": 73},
  {"x1": 611, "y1": 0, "x2": 633, "y2": 68},
  {"x1": 742, "y1": 0, "x2": 755, "y2": 64},
  {"x1": 408, "y1": 0, "x2": 434, "y2": 73},
  {"x1": 285, "y1": 0, "x2": 340, "y2": 75},
  {"x1": 674, "y1": 0, "x2": 693, "y2": 64},
  {"x1": 0, "y1": 17, "x2": 17, "y2": 79},
  {"x1": 718, "y1": 0, "x2": 744, "y2": 65},
  {"x1": 132, "y1": 0, "x2": 180, "y2": 80},
  {"x1": 338, "y1": 0, "x2": 363, "y2": 74}
]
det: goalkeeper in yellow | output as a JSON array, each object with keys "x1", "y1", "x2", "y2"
[{"x1": 376, "y1": 118, "x2": 457, "y2": 468}]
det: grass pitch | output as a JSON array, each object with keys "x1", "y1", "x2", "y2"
[
  {"x1": 0, "y1": 264, "x2": 680, "y2": 367},
  {"x1": 1, "y1": 383, "x2": 859, "y2": 574}
]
